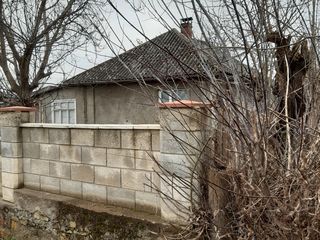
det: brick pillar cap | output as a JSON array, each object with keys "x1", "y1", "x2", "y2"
[
  {"x1": 159, "y1": 100, "x2": 212, "y2": 108},
  {"x1": 0, "y1": 106, "x2": 37, "y2": 112}
]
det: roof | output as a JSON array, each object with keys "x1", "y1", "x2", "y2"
[{"x1": 62, "y1": 29, "x2": 212, "y2": 86}]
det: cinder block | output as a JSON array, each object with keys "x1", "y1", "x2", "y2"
[
  {"x1": 172, "y1": 177, "x2": 198, "y2": 203},
  {"x1": 95, "y1": 167, "x2": 120, "y2": 187},
  {"x1": 1, "y1": 127, "x2": 21, "y2": 142},
  {"x1": 107, "y1": 187, "x2": 135, "y2": 209},
  {"x1": 160, "y1": 153, "x2": 196, "y2": 177},
  {"x1": 2, "y1": 187, "x2": 14, "y2": 202},
  {"x1": 2, "y1": 142, "x2": 22, "y2": 158},
  {"x1": 49, "y1": 129, "x2": 70, "y2": 145},
  {"x1": 160, "y1": 198, "x2": 188, "y2": 222},
  {"x1": 135, "y1": 151, "x2": 159, "y2": 171},
  {"x1": 95, "y1": 130, "x2": 120, "y2": 148},
  {"x1": 41, "y1": 176, "x2": 60, "y2": 194},
  {"x1": 160, "y1": 130, "x2": 201, "y2": 155},
  {"x1": 40, "y1": 144, "x2": 59, "y2": 160},
  {"x1": 24, "y1": 173, "x2": 40, "y2": 190},
  {"x1": 71, "y1": 164, "x2": 94, "y2": 183},
  {"x1": 152, "y1": 130, "x2": 160, "y2": 151},
  {"x1": 71, "y1": 129, "x2": 94, "y2": 146},
  {"x1": 83, "y1": 183, "x2": 106, "y2": 203},
  {"x1": 60, "y1": 145, "x2": 81, "y2": 163},
  {"x1": 2, "y1": 157, "x2": 23, "y2": 173},
  {"x1": 30, "y1": 128, "x2": 49, "y2": 143},
  {"x1": 136, "y1": 191, "x2": 160, "y2": 214},
  {"x1": 0, "y1": 112, "x2": 24, "y2": 127},
  {"x1": 160, "y1": 108, "x2": 203, "y2": 131},
  {"x1": 151, "y1": 172, "x2": 161, "y2": 193},
  {"x1": 22, "y1": 128, "x2": 31, "y2": 142},
  {"x1": 23, "y1": 143, "x2": 40, "y2": 159},
  {"x1": 121, "y1": 130, "x2": 151, "y2": 150},
  {"x1": 23, "y1": 158, "x2": 31, "y2": 173},
  {"x1": 60, "y1": 179, "x2": 82, "y2": 198},
  {"x1": 31, "y1": 159, "x2": 49, "y2": 175},
  {"x1": 2, "y1": 172, "x2": 23, "y2": 188},
  {"x1": 121, "y1": 169, "x2": 151, "y2": 191},
  {"x1": 82, "y1": 147, "x2": 106, "y2": 166},
  {"x1": 49, "y1": 162, "x2": 71, "y2": 179},
  {"x1": 107, "y1": 149, "x2": 134, "y2": 169}
]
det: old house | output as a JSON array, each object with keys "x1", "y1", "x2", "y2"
[{"x1": 36, "y1": 18, "x2": 239, "y2": 124}]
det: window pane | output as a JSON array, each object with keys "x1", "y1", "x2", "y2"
[
  {"x1": 68, "y1": 102, "x2": 75, "y2": 109},
  {"x1": 159, "y1": 90, "x2": 170, "y2": 102},
  {"x1": 54, "y1": 111, "x2": 60, "y2": 123},
  {"x1": 53, "y1": 103, "x2": 60, "y2": 110},
  {"x1": 61, "y1": 110, "x2": 68, "y2": 124},
  {"x1": 61, "y1": 102, "x2": 68, "y2": 109},
  {"x1": 176, "y1": 89, "x2": 188, "y2": 100},
  {"x1": 69, "y1": 110, "x2": 75, "y2": 124}
]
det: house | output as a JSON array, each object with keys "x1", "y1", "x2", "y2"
[{"x1": 36, "y1": 18, "x2": 240, "y2": 124}]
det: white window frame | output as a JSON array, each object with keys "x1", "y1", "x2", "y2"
[
  {"x1": 51, "y1": 99, "x2": 76, "y2": 124},
  {"x1": 158, "y1": 89, "x2": 189, "y2": 103}
]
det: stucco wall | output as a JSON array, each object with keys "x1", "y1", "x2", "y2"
[
  {"x1": 38, "y1": 81, "x2": 205, "y2": 124},
  {"x1": 39, "y1": 84, "x2": 159, "y2": 124}
]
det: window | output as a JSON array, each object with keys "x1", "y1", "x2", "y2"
[
  {"x1": 158, "y1": 89, "x2": 189, "y2": 102},
  {"x1": 52, "y1": 99, "x2": 76, "y2": 124}
]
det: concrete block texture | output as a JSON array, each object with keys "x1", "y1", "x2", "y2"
[
  {"x1": 135, "y1": 150, "x2": 159, "y2": 171},
  {"x1": 22, "y1": 128, "x2": 31, "y2": 142},
  {"x1": 107, "y1": 187, "x2": 135, "y2": 209},
  {"x1": 23, "y1": 158, "x2": 31, "y2": 173},
  {"x1": 160, "y1": 153, "x2": 196, "y2": 177},
  {"x1": 71, "y1": 129, "x2": 94, "y2": 146},
  {"x1": 71, "y1": 164, "x2": 94, "y2": 182},
  {"x1": 2, "y1": 172, "x2": 23, "y2": 188},
  {"x1": 83, "y1": 183, "x2": 107, "y2": 203},
  {"x1": 23, "y1": 143, "x2": 40, "y2": 159},
  {"x1": 40, "y1": 176, "x2": 60, "y2": 194},
  {"x1": 160, "y1": 198, "x2": 188, "y2": 223},
  {"x1": 0, "y1": 112, "x2": 25, "y2": 127},
  {"x1": 49, "y1": 162, "x2": 71, "y2": 179},
  {"x1": 2, "y1": 157, "x2": 23, "y2": 173},
  {"x1": 31, "y1": 159, "x2": 50, "y2": 175},
  {"x1": 121, "y1": 130, "x2": 152, "y2": 150},
  {"x1": 160, "y1": 108, "x2": 205, "y2": 131},
  {"x1": 30, "y1": 128, "x2": 49, "y2": 143},
  {"x1": 94, "y1": 130, "x2": 121, "y2": 148},
  {"x1": 2, "y1": 187, "x2": 14, "y2": 202},
  {"x1": 60, "y1": 145, "x2": 81, "y2": 163},
  {"x1": 107, "y1": 149, "x2": 134, "y2": 169},
  {"x1": 1, "y1": 127, "x2": 21, "y2": 142},
  {"x1": 40, "y1": 144, "x2": 59, "y2": 160},
  {"x1": 160, "y1": 130, "x2": 201, "y2": 155},
  {"x1": 81, "y1": 147, "x2": 106, "y2": 166},
  {"x1": 151, "y1": 130, "x2": 160, "y2": 151},
  {"x1": 24, "y1": 173, "x2": 40, "y2": 190},
  {"x1": 121, "y1": 169, "x2": 151, "y2": 192},
  {"x1": 60, "y1": 179, "x2": 82, "y2": 198},
  {"x1": 2, "y1": 142, "x2": 23, "y2": 158},
  {"x1": 49, "y1": 129, "x2": 70, "y2": 145},
  {"x1": 95, "y1": 167, "x2": 120, "y2": 187},
  {"x1": 136, "y1": 191, "x2": 160, "y2": 214}
]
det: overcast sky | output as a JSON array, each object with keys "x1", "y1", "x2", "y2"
[{"x1": 49, "y1": 0, "x2": 195, "y2": 85}]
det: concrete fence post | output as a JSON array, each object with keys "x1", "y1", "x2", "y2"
[
  {"x1": 0, "y1": 106, "x2": 35, "y2": 202},
  {"x1": 159, "y1": 100, "x2": 211, "y2": 222}
]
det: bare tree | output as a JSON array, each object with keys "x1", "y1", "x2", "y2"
[
  {"x1": 0, "y1": 0, "x2": 106, "y2": 106},
  {"x1": 103, "y1": 0, "x2": 320, "y2": 239}
]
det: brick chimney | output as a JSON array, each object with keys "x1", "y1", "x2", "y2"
[{"x1": 180, "y1": 17, "x2": 193, "y2": 38}]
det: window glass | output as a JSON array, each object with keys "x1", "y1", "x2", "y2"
[
  {"x1": 159, "y1": 89, "x2": 188, "y2": 102},
  {"x1": 52, "y1": 99, "x2": 76, "y2": 124}
]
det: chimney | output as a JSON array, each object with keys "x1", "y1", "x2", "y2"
[{"x1": 180, "y1": 17, "x2": 193, "y2": 38}]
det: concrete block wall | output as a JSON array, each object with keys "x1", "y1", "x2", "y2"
[{"x1": 20, "y1": 124, "x2": 161, "y2": 215}]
